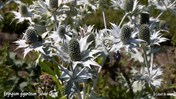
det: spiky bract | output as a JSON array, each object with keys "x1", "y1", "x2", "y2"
[{"x1": 87, "y1": 33, "x2": 96, "y2": 49}]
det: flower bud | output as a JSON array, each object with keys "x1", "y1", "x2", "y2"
[
  {"x1": 57, "y1": 25, "x2": 66, "y2": 39},
  {"x1": 140, "y1": 12, "x2": 149, "y2": 24},
  {"x1": 120, "y1": 25, "x2": 131, "y2": 44},
  {"x1": 19, "y1": 3, "x2": 29, "y2": 17},
  {"x1": 69, "y1": 38, "x2": 81, "y2": 61},
  {"x1": 138, "y1": 24, "x2": 150, "y2": 44},
  {"x1": 24, "y1": 28, "x2": 38, "y2": 44},
  {"x1": 87, "y1": 33, "x2": 95, "y2": 49},
  {"x1": 49, "y1": 0, "x2": 58, "y2": 9}
]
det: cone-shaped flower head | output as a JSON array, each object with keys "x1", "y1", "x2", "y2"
[
  {"x1": 69, "y1": 38, "x2": 81, "y2": 61},
  {"x1": 87, "y1": 33, "x2": 96, "y2": 49},
  {"x1": 19, "y1": 3, "x2": 29, "y2": 17},
  {"x1": 123, "y1": 0, "x2": 134, "y2": 12},
  {"x1": 138, "y1": 24, "x2": 150, "y2": 44},
  {"x1": 140, "y1": 12, "x2": 149, "y2": 24},
  {"x1": 49, "y1": 0, "x2": 58, "y2": 9},
  {"x1": 24, "y1": 28, "x2": 38, "y2": 44},
  {"x1": 57, "y1": 25, "x2": 66, "y2": 39},
  {"x1": 120, "y1": 24, "x2": 131, "y2": 44}
]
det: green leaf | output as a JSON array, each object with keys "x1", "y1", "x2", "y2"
[
  {"x1": 60, "y1": 95, "x2": 67, "y2": 99},
  {"x1": 39, "y1": 61, "x2": 55, "y2": 76}
]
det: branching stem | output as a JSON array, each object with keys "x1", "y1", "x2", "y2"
[
  {"x1": 90, "y1": 52, "x2": 107, "y2": 97},
  {"x1": 119, "y1": 12, "x2": 129, "y2": 27}
]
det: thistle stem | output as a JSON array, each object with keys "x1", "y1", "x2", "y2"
[
  {"x1": 101, "y1": 0, "x2": 107, "y2": 29},
  {"x1": 149, "y1": 47, "x2": 157, "y2": 98},
  {"x1": 150, "y1": 47, "x2": 154, "y2": 68},
  {"x1": 83, "y1": 82, "x2": 86, "y2": 99},
  {"x1": 49, "y1": 45, "x2": 72, "y2": 77},
  {"x1": 148, "y1": 0, "x2": 151, "y2": 13},
  {"x1": 174, "y1": 48, "x2": 176, "y2": 66},
  {"x1": 53, "y1": 13, "x2": 58, "y2": 30},
  {"x1": 120, "y1": 65, "x2": 134, "y2": 98},
  {"x1": 90, "y1": 67, "x2": 102, "y2": 97},
  {"x1": 53, "y1": 59, "x2": 72, "y2": 77},
  {"x1": 119, "y1": 12, "x2": 129, "y2": 27},
  {"x1": 77, "y1": 93, "x2": 82, "y2": 99},
  {"x1": 74, "y1": 82, "x2": 82, "y2": 99},
  {"x1": 156, "y1": 11, "x2": 164, "y2": 19},
  {"x1": 129, "y1": 16, "x2": 137, "y2": 31},
  {"x1": 142, "y1": 47, "x2": 150, "y2": 75},
  {"x1": 90, "y1": 52, "x2": 107, "y2": 97}
]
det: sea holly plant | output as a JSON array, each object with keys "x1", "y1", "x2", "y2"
[{"x1": 12, "y1": 0, "x2": 175, "y2": 98}]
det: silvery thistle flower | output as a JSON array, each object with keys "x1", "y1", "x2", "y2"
[
  {"x1": 130, "y1": 23, "x2": 168, "y2": 62},
  {"x1": 12, "y1": 3, "x2": 33, "y2": 23},
  {"x1": 57, "y1": 36, "x2": 101, "y2": 98},
  {"x1": 133, "y1": 17, "x2": 168, "y2": 46},
  {"x1": 130, "y1": 29, "x2": 168, "y2": 64},
  {"x1": 100, "y1": 23, "x2": 140, "y2": 53},
  {"x1": 49, "y1": 25, "x2": 71, "y2": 45},
  {"x1": 71, "y1": 37, "x2": 101, "y2": 69},
  {"x1": 55, "y1": 30, "x2": 101, "y2": 98},
  {"x1": 14, "y1": 27, "x2": 46, "y2": 58},
  {"x1": 52, "y1": 35, "x2": 101, "y2": 69}
]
